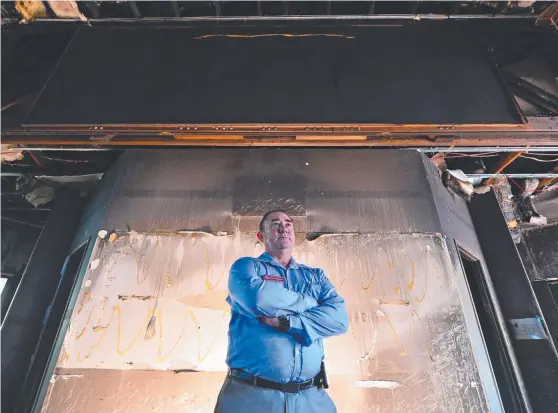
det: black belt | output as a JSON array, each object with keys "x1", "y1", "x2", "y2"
[{"x1": 228, "y1": 368, "x2": 320, "y2": 393}]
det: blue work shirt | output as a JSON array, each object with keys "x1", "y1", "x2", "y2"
[{"x1": 225, "y1": 252, "x2": 349, "y2": 383}]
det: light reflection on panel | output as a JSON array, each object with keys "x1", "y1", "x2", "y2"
[{"x1": 51, "y1": 231, "x2": 487, "y2": 412}]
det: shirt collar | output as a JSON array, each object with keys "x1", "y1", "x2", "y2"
[{"x1": 258, "y1": 252, "x2": 299, "y2": 269}]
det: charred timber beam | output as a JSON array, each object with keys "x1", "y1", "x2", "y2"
[{"x1": 484, "y1": 152, "x2": 523, "y2": 185}]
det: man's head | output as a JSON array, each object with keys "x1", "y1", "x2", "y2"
[{"x1": 257, "y1": 210, "x2": 295, "y2": 254}]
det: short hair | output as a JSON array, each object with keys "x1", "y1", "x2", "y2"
[{"x1": 259, "y1": 210, "x2": 292, "y2": 232}]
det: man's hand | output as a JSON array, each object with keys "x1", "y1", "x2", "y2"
[{"x1": 259, "y1": 317, "x2": 280, "y2": 328}]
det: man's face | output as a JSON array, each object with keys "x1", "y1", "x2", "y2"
[{"x1": 258, "y1": 211, "x2": 295, "y2": 251}]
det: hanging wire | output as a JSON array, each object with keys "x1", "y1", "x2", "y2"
[
  {"x1": 519, "y1": 155, "x2": 558, "y2": 163},
  {"x1": 508, "y1": 177, "x2": 557, "y2": 193},
  {"x1": 443, "y1": 153, "x2": 501, "y2": 158},
  {"x1": 27, "y1": 151, "x2": 46, "y2": 169}
]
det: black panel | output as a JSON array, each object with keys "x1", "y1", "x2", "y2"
[
  {"x1": 25, "y1": 24, "x2": 522, "y2": 125},
  {"x1": 523, "y1": 224, "x2": 558, "y2": 280},
  {"x1": 1, "y1": 26, "x2": 77, "y2": 104},
  {"x1": 1, "y1": 190, "x2": 87, "y2": 413},
  {"x1": 469, "y1": 192, "x2": 558, "y2": 413},
  {"x1": 532, "y1": 281, "x2": 558, "y2": 351}
]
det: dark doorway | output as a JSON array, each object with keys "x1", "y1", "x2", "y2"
[
  {"x1": 457, "y1": 247, "x2": 525, "y2": 413},
  {"x1": 18, "y1": 242, "x2": 89, "y2": 413}
]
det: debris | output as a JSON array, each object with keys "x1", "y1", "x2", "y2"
[
  {"x1": 517, "y1": 1, "x2": 536, "y2": 7},
  {"x1": 216, "y1": 231, "x2": 228, "y2": 236},
  {"x1": 47, "y1": 1, "x2": 87, "y2": 21},
  {"x1": 84, "y1": 280, "x2": 92, "y2": 287},
  {"x1": 429, "y1": 152, "x2": 447, "y2": 171},
  {"x1": 513, "y1": 179, "x2": 548, "y2": 225},
  {"x1": 36, "y1": 174, "x2": 104, "y2": 194},
  {"x1": 529, "y1": 215, "x2": 548, "y2": 226},
  {"x1": 90, "y1": 259, "x2": 100, "y2": 270},
  {"x1": 492, "y1": 178, "x2": 522, "y2": 243},
  {"x1": 16, "y1": 175, "x2": 85, "y2": 207},
  {"x1": 108, "y1": 233, "x2": 118, "y2": 242},
  {"x1": 15, "y1": 0, "x2": 47, "y2": 23},
  {"x1": 98, "y1": 230, "x2": 108, "y2": 239},
  {"x1": 442, "y1": 169, "x2": 474, "y2": 201},
  {"x1": 519, "y1": 178, "x2": 540, "y2": 197},
  {"x1": 0, "y1": 145, "x2": 24, "y2": 162},
  {"x1": 473, "y1": 185, "x2": 492, "y2": 195},
  {"x1": 24, "y1": 185, "x2": 55, "y2": 207}
]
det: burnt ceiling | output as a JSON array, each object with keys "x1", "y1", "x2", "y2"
[{"x1": 0, "y1": 2, "x2": 556, "y2": 231}]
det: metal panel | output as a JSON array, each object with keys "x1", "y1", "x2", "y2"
[
  {"x1": 36, "y1": 148, "x2": 504, "y2": 412},
  {"x1": 47, "y1": 231, "x2": 488, "y2": 412},
  {"x1": 469, "y1": 191, "x2": 558, "y2": 413},
  {"x1": 101, "y1": 149, "x2": 440, "y2": 235},
  {"x1": 522, "y1": 224, "x2": 558, "y2": 280},
  {"x1": 25, "y1": 24, "x2": 523, "y2": 126},
  {"x1": 531, "y1": 281, "x2": 558, "y2": 347}
]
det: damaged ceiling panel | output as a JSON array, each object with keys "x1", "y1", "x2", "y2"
[{"x1": 23, "y1": 24, "x2": 524, "y2": 125}]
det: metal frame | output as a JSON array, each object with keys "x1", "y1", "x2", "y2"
[
  {"x1": 3, "y1": 117, "x2": 558, "y2": 148},
  {"x1": 0, "y1": 14, "x2": 541, "y2": 25},
  {"x1": 455, "y1": 241, "x2": 532, "y2": 413},
  {"x1": 20, "y1": 238, "x2": 92, "y2": 413}
]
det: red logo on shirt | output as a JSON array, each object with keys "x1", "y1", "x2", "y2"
[{"x1": 263, "y1": 275, "x2": 285, "y2": 283}]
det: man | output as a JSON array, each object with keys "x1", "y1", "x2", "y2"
[{"x1": 214, "y1": 210, "x2": 349, "y2": 413}]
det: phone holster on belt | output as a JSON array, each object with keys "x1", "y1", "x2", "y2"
[{"x1": 318, "y1": 361, "x2": 329, "y2": 389}]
